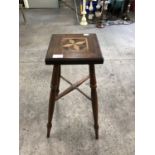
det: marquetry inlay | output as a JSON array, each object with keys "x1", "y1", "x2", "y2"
[{"x1": 61, "y1": 38, "x2": 89, "y2": 52}]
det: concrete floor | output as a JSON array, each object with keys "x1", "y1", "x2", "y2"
[{"x1": 19, "y1": 8, "x2": 135, "y2": 155}]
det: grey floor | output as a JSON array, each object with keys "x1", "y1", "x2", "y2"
[{"x1": 19, "y1": 8, "x2": 135, "y2": 155}]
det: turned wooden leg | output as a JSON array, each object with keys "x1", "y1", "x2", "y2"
[
  {"x1": 56, "y1": 65, "x2": 61, "y2": 97},
  {"x1": 47, "y1": 65, "x2": 60, "y2": 138},
  {"x1": 89, "y1": 64, "x2": 99, "y2": 139}
]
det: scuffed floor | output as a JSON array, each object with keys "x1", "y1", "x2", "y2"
[{"x1": 20, "y1": 8, "x2": 135, "y2": 155}]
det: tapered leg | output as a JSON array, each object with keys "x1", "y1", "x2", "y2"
[
  {"x1": 47, "y1": 65, "x2": 60, "y2": 138},
  {"x1": 89, "y1": 64, "x2": 99, "y2": 139}
]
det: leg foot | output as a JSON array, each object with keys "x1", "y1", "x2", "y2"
[
  {"x1": 94, "y1": 125, "x2": 99, "y2": 139},
  {"x1": 47, "y1": 123, "x2": 52, "y2": 138}
]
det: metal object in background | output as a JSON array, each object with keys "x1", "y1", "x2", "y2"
[
  {"x1": 60, "y1": 0, "x2": 80, "y2": 24},
  {"x1": 73, "y1": 0, "x2": 80, "y2": 24},
  {"x1": 19, "y1": 3, "x2": 27, "y2": 24},
  {"x1": 88, "y1": 0, "x2": 95, "y2": 23},
  {"x1": 58, "y1": 0, "x2": 134, "y2": 26},
  {"x1": 96, "y1": 0, "x2": 106, "y2": 28},
  {"x1": 123, "y1": 0, "x2": 131, "y2": 20},
  {"x1": 80, "y1": 0, "x2": 88, "y2": 25},
  {"x1": 95, "y1": 0, "x2": 101, "y2": 17},
  {"x1": 23, "y1": 0, "x2": 29, "y2": 8}
]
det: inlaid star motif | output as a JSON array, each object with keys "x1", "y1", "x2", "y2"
[{"x1": 61, "y1": 38, "x2": 88, "y2": 51}]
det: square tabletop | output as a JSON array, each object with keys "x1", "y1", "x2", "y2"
[{"x1": 45, "y1": 34, "x2": 104, "y2": 65}]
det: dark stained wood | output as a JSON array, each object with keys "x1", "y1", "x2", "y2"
[
  {"x1": 55, "y1": 75, "x2": 89, "y2": 101},
  {"x1": 89, "y1": 64, "x2": 99, "y2": 139},
  {"x1": 61, "y1": 75, "x2": 91, "y2": 100},
  {"x1": 45, "y1": 33, "x2": 104, "y2": 139},
  {"x1": 47, "y1": 65, "x2": 60, "y2": 138},
  {"x1": 55, "y1": 65, "x2": 61, "y2": 97},
  {"x1": 45, "y1": 34, "x2": 104, "y2": 65}
]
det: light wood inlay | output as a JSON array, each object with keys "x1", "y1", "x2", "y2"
[{"x1": 61, "y1": 38, "x2": 88, "y2": 52}]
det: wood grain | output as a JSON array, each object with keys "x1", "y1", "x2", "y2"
[{"x1": 45, "y1": 34, "x2": 104, "y2": 65}]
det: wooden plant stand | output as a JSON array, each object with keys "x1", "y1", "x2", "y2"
[{"x1": 45, "y1": 34, "x2": 104, "y2": 139}]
